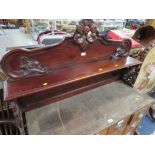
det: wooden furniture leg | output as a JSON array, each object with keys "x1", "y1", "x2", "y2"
[{"x1": 10, "y1": 101, "x2": 25, "y2": 135}]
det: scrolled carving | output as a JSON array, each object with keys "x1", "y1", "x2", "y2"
[
  {"x1": 20, "y1": 56, "x2": 48, "y2": 76},
  {"x1": 73, "y1": 19, "x2": 98, "y2": 51},
  {"x1": 11, "y1": 56, "x2": 48, "y2": 79},
  {"x1": 111, "y1": 39, "x2": 132, "y2": 59}
]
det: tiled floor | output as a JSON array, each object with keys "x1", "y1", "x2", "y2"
[{"x1": 0, "y1": 28, "x2": 37, "y2": 58}]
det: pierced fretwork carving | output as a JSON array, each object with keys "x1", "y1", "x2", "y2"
[
  {"x1": 122, "y1": 41, "x2": 155, "y2": 86},
  {"x1": 122, "y1": 65, "x2": 141, "y2": 87}
]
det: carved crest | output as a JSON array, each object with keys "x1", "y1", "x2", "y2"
[{"x1": 73, "y1": 19, "x2": 98, "y2": 51}]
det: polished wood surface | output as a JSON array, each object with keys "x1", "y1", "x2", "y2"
[
  {"x1": 4, "y1": 56, "x2": 141, "y2": 102},
  {"x1": 1, "y1": 37, "x2": 131, "y2": 79}
]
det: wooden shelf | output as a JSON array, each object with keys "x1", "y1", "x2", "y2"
[{"x1": 4, "y1": 56, "x2": 141, "y2": 101}]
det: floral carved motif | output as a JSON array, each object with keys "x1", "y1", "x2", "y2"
[{"x1": 73, "y1": 19, "x2": 98, "y2": 51}]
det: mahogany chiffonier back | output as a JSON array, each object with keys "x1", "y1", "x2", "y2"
[{"x1": 0, "y1": 19, "x2": 147, "y2": 134}]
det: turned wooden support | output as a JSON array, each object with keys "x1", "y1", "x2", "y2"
[{"x1": 10, "y1": 101, "x2": 25, "y2": 135}]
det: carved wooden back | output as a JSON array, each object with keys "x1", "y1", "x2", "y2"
[{"x1": 0, "y1": 19, "x2": 132, "y2": 80}]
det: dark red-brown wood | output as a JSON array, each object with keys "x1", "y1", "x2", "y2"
[
  {"x1": 0, "y1": 20, "x2": 143, "y2": 134},
  {"x1": 3, "y1": 56, "x2": 141, "y2": 102},
  {"x1": 1, "y1": 20, "x2": 140, "y2": 108},
  {"x1": 1, "y1": 37, "x2": 132, "y2": 79},
  {"x1": 1, "y1": 19, "x2": 132, "y2": 80}
]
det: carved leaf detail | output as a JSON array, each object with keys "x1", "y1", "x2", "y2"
[{"x1": 19, "y1": 56, "x2": 48, "y2": 76}]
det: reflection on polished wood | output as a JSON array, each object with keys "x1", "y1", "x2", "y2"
[{"x1": 4, "y1": 56, "x2": 141, "y2": 102}]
